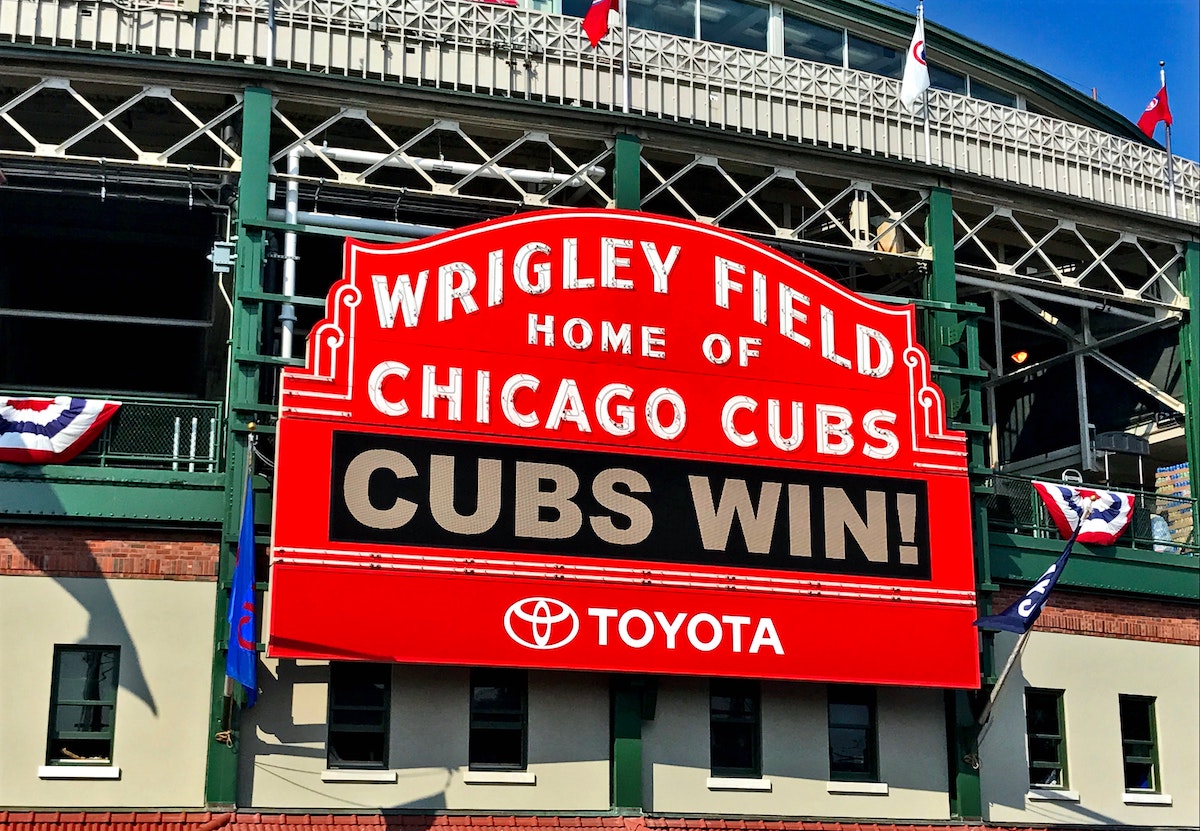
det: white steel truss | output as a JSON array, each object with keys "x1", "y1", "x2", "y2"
[
  {"x1": 0, "y1": 76, "x2": 242, "y2": 172},
  {"x1": 268, "y1": 107, "x2": 615, "y2": 209},
  {"x1": 1, "y1": 0, "x2": 1195, "y2": 221},
  {"x1": 0, "y1": 71, "x2": 1189, "y2": 313},
  {"x1": 951, "y1": 197, "x2": 1187, "y2": 309}
]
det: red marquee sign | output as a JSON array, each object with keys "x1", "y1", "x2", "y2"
[{"x1": 267, "y1": 209, "x2": 979, "y2": 688}]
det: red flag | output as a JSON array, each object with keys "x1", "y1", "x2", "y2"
[
  {"x1": 582, "y1": 0, "x2": 618, "y2": 47},
  {"x1": 1137, "y1": 86, "x2": 1173, "y2": 137}
]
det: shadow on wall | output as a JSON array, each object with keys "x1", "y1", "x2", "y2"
[
  {"x1": 239, "y1": 659, "x2": 457, "y2": 810},
  {"x1": 978, "y1": 637, "x2": 1124, "y2": 824},
  {"x1": 4, "y1": 475, "x2": 161, "y2": 717}
]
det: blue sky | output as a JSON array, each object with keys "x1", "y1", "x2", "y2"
[{"x1": 880, "y1": 0, "x2": 1200, "y2": 161}]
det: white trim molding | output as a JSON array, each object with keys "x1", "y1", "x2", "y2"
[
  {"x1": 320, "y1": 769, "x2": 398, "y2": 783},
  {"x1": 826, "y1": 780, "x2": 888, "y2": 795},
  {"x1": 1028, "y1": 788, "x2": 1080, "y2": 802},
  {"x1": 462, "y1": 770, "x2": 537, "y2": 785},
  {"x1": 707, "y1": 776, "x2": 773, "y2": 792},
  {"x1": 1123, "y1": 792, "x2": 1172, "y2": 805},
  {"x1": 38, "y1": 765, "x2": 121, "y2": 780}
]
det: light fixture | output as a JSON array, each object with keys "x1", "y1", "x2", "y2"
[{"x1": 1010, "y1": 350, "x2": 1029, "y2": 365}]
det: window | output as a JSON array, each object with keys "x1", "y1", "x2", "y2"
[
  {"x1": 929, "y1": 65, "x2": 967, "y2": 95},
  {"x1": 827, "y1": 685, "x2": 877, "y2": 780},
  {"x1": 710, "y1": 679, "x2": 761, "y2": 777},
  {"x1": 700, "y1": 0, "x2": 768, "y2": 52},
  {"x1": 623, "y1": 0, "x2": 767, "y2": 51},
  {"x1": 1119, "y1": 696, "x2": 1159, "y2": 792},
  {"x1": 327, "y1": 662, "x2": 390, "y2": 769},
  {"x1": 969, "y1": 78, "x2": 1017, "y2": 107},
  {"x1": 46, "y1": 646, "x2": 119, "y2": 765},
  {"x1": 628, "y1": 0, "x2": 696, "y2": 38},
  {"x1": 561, "y1": 0, "x2": 590, "y2": 20},
  {"x1": 1025, "y1": 688, "x2": 1067, "y2": 788},
  {"x1": 469, "y1": 668, "x2": 527, "y2": 770},
  {"x1": 783, "y1": 14, "x2": 844, "y2": 65},
  {"x1": 846, "y1": 34, "x2": 901, "y2": 78}
]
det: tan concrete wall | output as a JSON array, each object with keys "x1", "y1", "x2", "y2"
[
  {"x1": 643, "y1": 676, "x2": 951, "y2": 818},
  {"x1": 243, "y1": 661, "x2": 610, "y2": 810},
  {"x1": 980, "y1": 630, "x2": 1200, "y2": 827},
  {"x1": 0, "y1": 574, "x2": 216, "y2": 808}
]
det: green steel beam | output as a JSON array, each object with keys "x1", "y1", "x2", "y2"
[
  {"x1": 927, "y1": 185, "x2": 983, "y2": 820},
  {"x1": 0, "y1": 467, "x2": 224, "y2": 523},
  {"x1": 204, "y1": 86, "x2": 274, "y2": 808},
  {"x1": 988, "y1": 532, "x2": 1200, "y2": 600},
  {"x1": 609, "y1": 131, "x2": 646, "y2": 812},
  {"x1": 611, "y1": 677, "x2": 645, "y2": 810},
  {"x1": 613, "y1": 133, "x2": 641, "y2": 210},
  {"x1": 1183, "y1": 242, "x2": 1200, "y2": 496}
]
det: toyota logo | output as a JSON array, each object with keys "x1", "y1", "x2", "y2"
[{"x1": 504, "y1": 597, "x2": 579, "y2": 650}]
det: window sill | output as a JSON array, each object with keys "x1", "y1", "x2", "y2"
[
  {"x1": 38, "y1": 765, "x2": 121, "y2": 780},
  {"x1": 320, "y1": 769, "x2": 397, "y2": 784},
  {"x1": 826, "y1": 780, "x2": 888, "y2": 795},
  {"x1": 707, "y1": 776, "x2": 772, "y2": 792},
  {"x1": 463, "y1": 770, "x2": 536, "y2": 785},
  {"x1": 1028, "y1": 788, "x2": 1080, "y2": 802},
  {"x1": 1124, "y1": 792, "x2": 1172, "y2": 805}
]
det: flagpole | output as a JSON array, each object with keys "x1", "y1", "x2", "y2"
[
  {"x1": 621, "y1": 0, "x2": 630, "y2": 114},
  {"x1": 919, "y1": 2, "x2": 930, "y2": 165},
  {"x1": 976, "y1": 497, "x2": 1096, "y2": 746},
  {"x1": 976, "y1": 629, "x2": 1030, "y2": 745},
  {"x1": 1160, "y1": 61, "x2": 1176, "y2": 218}
]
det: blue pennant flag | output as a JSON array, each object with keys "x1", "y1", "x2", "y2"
[
  {"x1": 226, "y1": 473, "x2": 258, "y2": 707},
  {"x1": 974, "y1": 506, "x2": 1089, "y2": 634}
]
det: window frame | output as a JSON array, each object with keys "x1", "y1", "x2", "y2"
[
  {"x1": 709, "y1": 678, "x2": 762, "y2": 778},
  {"x1": 1025, "y1": 687, "x2": 1068, "y2": 789},
  {"x1": 1118, "y1": 695, "x2": 1160, "y2": 793},
  {"x1": 469, "y1": 667, "x2": 528, "y2": 771},
  {"x1": 45, "y1": 645, "x2": 120, "y2": 766},
  {"x1": 827, "y1": 685, "x2": 878, "y2": 782},
  {"x1": 326, "y1": 662, "x2": 392, "y2": 770}
]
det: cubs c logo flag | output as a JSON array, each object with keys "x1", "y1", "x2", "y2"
[
  {"x1": 899, "y1": 13, "x2": 930, "y2": 108},
  {"x1": 974, "y1": 518, "x2": 1081, "y2": 634},
  {"x1": 0, "y1": 396, "x2": 121, "y2": 464},
  {"x1": 1137, "y1": 86, "x2": 1172, "y2": 138},
  {"x1": 226, "y1": 472, "x2": 259, "y2": 707},
  {"x1": 582, "y1": 0, "x2": 618, "y2": 47},
  {"x1": 1032, "y1": 481, "x2": 1135, "y2": 545},
  {"x1": 974, "y1": 493, "x2": 1101, "y2": 634}
]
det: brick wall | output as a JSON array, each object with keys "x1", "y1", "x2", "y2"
[
  {"x1": 0, "y1": 525, "x2": 219, "y2": 581},
  {"x1": 992, "y1": 585, "x2": 1199, "y2": 646}
]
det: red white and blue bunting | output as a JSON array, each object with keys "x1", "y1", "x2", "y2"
[
  {"x1": 1032, "y1": 481, "x2": 1135, "y2": 545},
  {"x1": 0, "y1": 396, "x2": 121, "y2": 464}
]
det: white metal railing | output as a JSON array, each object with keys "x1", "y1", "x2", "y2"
[{"x1": 2, "y1": 0, "x2": 1196, "y2": 222}]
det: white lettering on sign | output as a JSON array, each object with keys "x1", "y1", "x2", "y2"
[
  {"x1": 720, "y1": 396, "x2": 897, "y2": 459},
  {"x1": 365, "y1": 239, "x2": 894, "y2": 382},
  {"x1": 371, "y1": 236, "x2": 679, "y2": 328},
  {"x1": 528, "y1": 315, "x2": 665, "y2": 358},
  {"x1": 587, "y1": 607, "x2": 783, "y2": 654},
  {"x1": 367, "y1": 361, "x2": 687, "y2": 441},
  {"x1": 366, "y1": 361, "x2": 898, "y2": 456}
]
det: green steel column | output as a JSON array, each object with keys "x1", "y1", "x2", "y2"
[
  {"x1": 927, "y1": 186, "x2": 983, "y2": 820},
  {"x1": 613, "y1": 133, "x2": 641, "y2": 210},
  {"x1": 611, "y1": 678, "x2": 643, "y2": 809},
  {"x1": 610, "y1": 130, "x2": 645, "y2": 810},
  {"x1": 926, "y1": 187, "x2": 960, "y2": 401},
  {"x1": 1183, "y1": 242, "x2": 1200, "y2": 491},
  {"x1": 204, "y1": 86, "x2": 274, "y2": 808}
]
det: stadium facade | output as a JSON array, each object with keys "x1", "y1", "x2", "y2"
[{"x1": 0, "y1": 0, "x2": 1196, "y2": 828}]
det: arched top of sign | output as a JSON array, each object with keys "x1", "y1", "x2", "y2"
[{"x1": 281, "y1": 209, "x2": 965, "y2": 475}]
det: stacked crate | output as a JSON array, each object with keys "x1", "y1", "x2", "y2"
[{"x1": 1154, "y1": 463, "x2": 1193, "y2": 550}]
